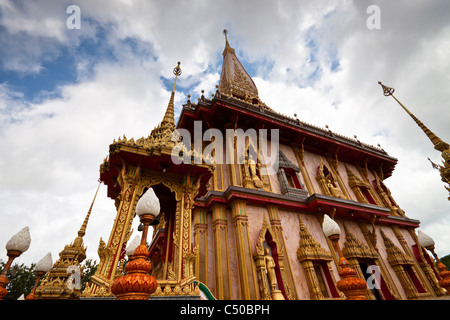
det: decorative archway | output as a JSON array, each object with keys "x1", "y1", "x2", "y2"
[{"x1": 253, "y1": 216, "x2": 288, "y2": 300}]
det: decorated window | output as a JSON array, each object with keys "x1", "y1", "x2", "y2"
[{"x1": 277, "y1": 151, "x2": 308, "y2": 198}]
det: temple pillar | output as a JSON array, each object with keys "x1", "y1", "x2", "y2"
[
  {"x1": 85, "y1": 164, "x2": 140, "y2": 296},
  {"x1": 212, "y1": 203, "x2": 232, "y2": 299},
  {"x1": 193, "y1": 207, "x2": 208, "y2": 285},
  {"x1": 292, "y1": 142, "x2": 315, "y2": 194},
  {"x1": 231, "y1": 200, "x2": 259, "y2": 300}
]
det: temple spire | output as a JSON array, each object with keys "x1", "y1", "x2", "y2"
[
  {"x1": 78, "y1": 181, "x2": 101, "y2": 238},
  {"x1": 147, "y1": 62, "x2": 182, "y2": 149},
  {"x1": 218, "y1": 30, "x2": 262, "y2": 106},
  {"x1": 35, "y1": 182, "x2": 101, "y2": 299},
  {"x1": 161, "y1": 61, "x2": 182, "y2": 128}
]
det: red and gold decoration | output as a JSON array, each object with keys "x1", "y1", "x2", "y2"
[
  {"x1": 111, "y1": 188, "x2": 160, "y2": 300},
  {"x1": 322, "y1": 215, "x2": 368, "y2": 300},
  {"x1": 418, "y1": 230, "x2": 450, "y2": 295},
  {"x1": 0, "y1": 227, "x2": 31, "y2": 300}
]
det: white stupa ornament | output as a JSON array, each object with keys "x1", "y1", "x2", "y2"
[
  {"x1": 35, "y1": 252, "x2": 53, "y2": 273},
  {"x1": 5, "y1": 226, "x2": 31, "y2": 253},
  {"x1": 126, "y1": 235, "x2": 141, "y2": 257},
  {"x1": 322, "y1": 214, "x2": 341, "y2": 237},
  {"x1": 417, "y1": 230, "x2": 435, "y2": 248},
  {"x1": 136, "y1": 188, "x2": 160, "y2": 217}
]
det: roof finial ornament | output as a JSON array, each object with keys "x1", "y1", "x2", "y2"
[
  {"x1": 378, "y1": 80, "x2": 450, "y2": 201},
  {"x1": 222, "y1": 29, "x2": 234, "y2": 54},
  {"x1": 378, "y1": 81, "x2": 394, "y2": 96},
  {"x1": 173, "y1": 61, "x2": 182, "y2": 77}
]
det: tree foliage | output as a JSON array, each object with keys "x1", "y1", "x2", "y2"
[
  {"x1": 440, "y1": 254, "x2": 450, "y2": 270},
  {"x1": 81, "y1": 258, "x2": 98, "y2": 292},
  {"x1": 0, "y1": 260, "x2": 36, "y2": 300}
]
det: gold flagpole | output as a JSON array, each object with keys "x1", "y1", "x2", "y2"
[{"x1": 378, "y1": 81, "x2": 450, "y2": 201}]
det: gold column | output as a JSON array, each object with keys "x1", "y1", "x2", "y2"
[
  {"x1": 193, "y1": 207, "x2": 208, "y2": 285},
  {"x1": 87, "y1": 165, "x2": 140, "y2": 295},
  {"x1": 231, "y1": 200, "x2": 259, "y2": 300},
  {"x1": 212, "y1": 204, "x2": 232, "y2": 299},
  {"x1": 226, "y1": 124, "x2": 243, "y2": 187},
  {"x1": 292, "y1": 142, "x2": 315, "y2": 194}
]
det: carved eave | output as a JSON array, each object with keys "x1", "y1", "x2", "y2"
[
  {"x1": 100, "y1": 137, "x2": 214, "y2": 201},
  {"x1": 297, "y1": 216, "x2": 333, "y2": 262},
  {"x1": 342, "y1": 224, "x2": 378, "y2": 260},
  {"x1": 381, "y1": 230, "x2": 415, "y2": 266},
  {"x1": 194, "y1": 185, "x2": 420, "y2": 229}
]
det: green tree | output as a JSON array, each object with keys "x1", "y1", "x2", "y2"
[
  {"x1": 81, "y1": 259, "x2": 98, "y2": 293},
  {"x1": 0, "y1": 260, "x2": 36, "y2": 300},
  {"x1": 440, "y1": 254, "x2": 450, "y2": 270}
]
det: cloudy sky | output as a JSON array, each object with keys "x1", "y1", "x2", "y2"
[{"x1": 0, "y1": 0, "x2": 449, "y2": 268}]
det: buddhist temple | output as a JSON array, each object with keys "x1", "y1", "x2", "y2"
[{"x1": 34, "y1": 31, "x2": 449, "y2": 301}]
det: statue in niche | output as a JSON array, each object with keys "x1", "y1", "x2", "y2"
[
  {"x1": 263, "y1": 246, "x2": 284, "y2": 300},
  {"x1": 264, "y1": 247, "x2": 277, "y2": 291},
  {"x1": 326, "y1": 174, "x2": 345, "y2": 199},
  {"x1": 249, "y1": 153, "x2": 264, "y2": 188}
]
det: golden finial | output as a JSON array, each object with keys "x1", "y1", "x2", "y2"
[
  {"x1": 173, "y1": 61, "x2": 182, "y2": 77},
  {"x1": 378, "y1": 81, "x2": 394, "y2": 96},
  {"x1": 222, "y1": 29, "x2": 235, "y2": 56}
]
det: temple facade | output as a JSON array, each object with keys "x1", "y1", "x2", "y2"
[{"x1": 72, "y1": 33, "x2": 448, "y2": 300}]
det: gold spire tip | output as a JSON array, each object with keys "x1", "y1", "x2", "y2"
[
  {"x1": 223, "y1": 29, "x2": 230, "y2": 45},
  {"x1": 378, "y1": 81, "x2": 394, "y2": 96},
  {"x1": 173, "y1": 61, "x2": 182, "y2": 76}
]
